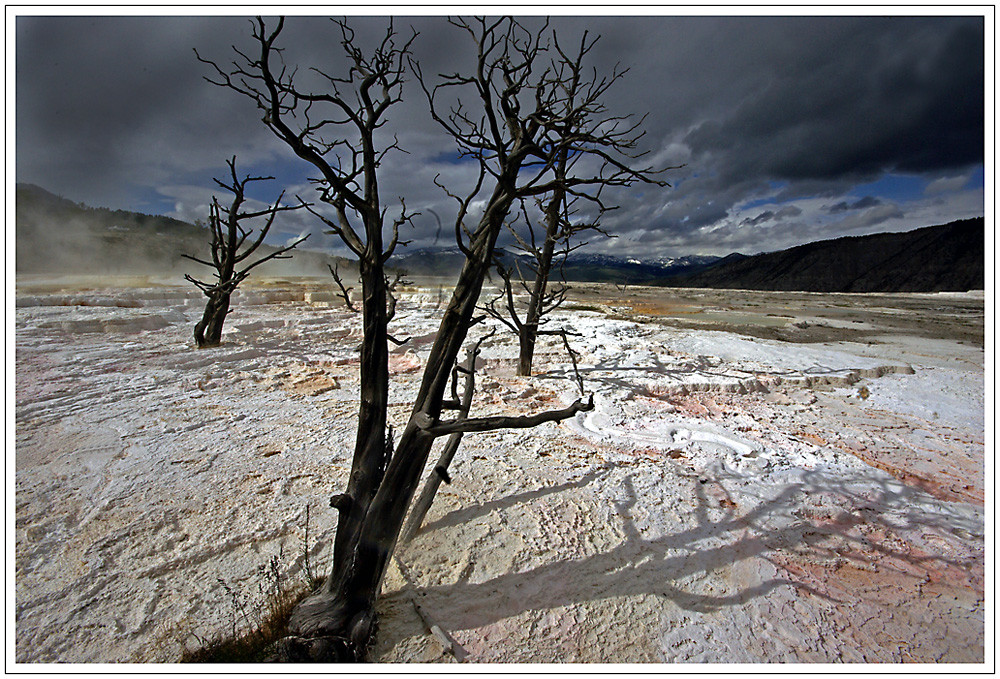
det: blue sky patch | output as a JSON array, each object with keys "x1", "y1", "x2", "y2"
[{"x1": 848, "y1": 173, "x2": 926, "y2": 203}]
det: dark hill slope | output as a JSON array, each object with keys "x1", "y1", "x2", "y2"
[
  {"x1": 15, "y1": 183, "x2": 339, "y2": 276},
  {"x1": 664, "y1": 218, "x2": 984, "y2": 293},
  {"x1": 16, "y1": 183, "x2": 208, "y2": 273}
]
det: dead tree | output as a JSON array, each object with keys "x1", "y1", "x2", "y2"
[
  {"x1": 281, "y1": 17, "x2": 601, "y2": 655},
  {"x1": 484, "y1": 30, "x2": 673, "y2": 376},
  {"x1": 198, "y1": 19, "x2": 417, "y2": 646},
  {"x1": 183, "y1": 156, "x2": 308, "y2": 348},
  {"x1": 196, "y1": 16, "x2": 655, "y2": 661},
  {"x1": 403, "y1": 28, "x2": 673, "y2": 541},
  {"x1": 485, "y1": 194, "x2": 598, "y2": 376}
]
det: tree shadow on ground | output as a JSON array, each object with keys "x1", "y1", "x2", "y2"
[
  {"x1": 415, "y1": 464, "x2": 615, "y2": 534},
  {"x1": 390, "y1": 464, "x2": 982, "y2": 639},
  {"x1": 535, "y1": 351, "x2": 864, "y2": 398}
]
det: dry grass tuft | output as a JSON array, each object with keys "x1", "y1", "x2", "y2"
[
  {"x1": 180, "y1": 554, "x2": 324, "y2": 663},
  {"x1": 181, "y1": 507, "x2": 327, "y2": 663}
]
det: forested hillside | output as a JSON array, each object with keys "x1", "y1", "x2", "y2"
[{"x1": 663, "y1": 218, "x2": 985, "y2": 292}]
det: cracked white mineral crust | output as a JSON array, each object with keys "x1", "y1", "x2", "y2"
[{"x1": 14, "y1": 276, "x2": 984, "y2": 664}]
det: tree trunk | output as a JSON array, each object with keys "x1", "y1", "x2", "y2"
[
  {"x1": 515, "y1": 152, "x2": 565, "y2": 377},
  {"x1": 517, "y1": 324, "x2": 538, "y2": 376},
  {"x1": 327, "y1": 258, "x2": 390, "y2": 584},
  {"x1": 284, "y1": 194, "x2": 505, "y2": 656},
  {"x1": 194, "y1": 290, "x2": 231, "y2": 348},
  {"x1": 285, "y1": 255, "x2": 391, "y2": 649}
]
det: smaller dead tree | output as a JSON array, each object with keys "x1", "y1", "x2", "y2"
[
  {"x1": 482, "y1": 29, "x2": 674, "y2": 376},
  {"x1": 484, "y1": 194, "x2": 603, "y2": 376},
  {"x1": 184, "y1": 157, "x2": 308, "y2": 348}
]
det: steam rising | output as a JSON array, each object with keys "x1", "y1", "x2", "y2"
[{"x1": 15, "y1": 184, "x2": 340, "y2": 278}]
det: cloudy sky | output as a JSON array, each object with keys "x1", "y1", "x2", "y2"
[{"x1": 15, "y1": 12, "x2": 986, "y2": 259}]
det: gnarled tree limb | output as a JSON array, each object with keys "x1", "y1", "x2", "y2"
[{"x1": 428, "y1": 394, "x2": 594, "y2": 437}]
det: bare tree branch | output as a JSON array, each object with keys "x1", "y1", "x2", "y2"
[
  {"x1": 400, "y1": 328, "x2": 495, "y2": 542},
  {"x1": 427, "y1": 394, "x2": 594, "y2": 436},
  {"x1": 328, "y1": 262, "x2": 358, "y2": 312}
]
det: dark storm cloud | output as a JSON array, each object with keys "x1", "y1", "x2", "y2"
[
  {"x1": 16, "y1": 17, "x2": 279, "y2": 205},
  {"x1": 14, "y1": 13, "x2": 986, "y2": 257},
  {"x1": 741, "y1": 211, "x2": 775, "y2": 227},
  {"x1": 828, "y1": 196, "x2": 882, "y2": 213},
  {"x1": 740, "y1": 204, "x2": 803, "y2": 227},
  {"x1": 680, "y1": 17, "x2": 984, "y2": 182}
]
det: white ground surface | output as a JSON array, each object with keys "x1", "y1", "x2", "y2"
[{"x1": 13, "y1": 277, "x2": 986, "y2": 664}]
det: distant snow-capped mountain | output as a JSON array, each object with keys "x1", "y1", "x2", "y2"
[
  {"x1": 568, "y1": 253, "x2": 720, "y2": 270},
  {"x1": 388, "y1": 246, "x2": 722, "y2": 283}
]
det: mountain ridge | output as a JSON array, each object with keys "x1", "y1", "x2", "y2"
[
  {"x1": 388, "y1": 246, "x2": 722, "y2": 282},
  {"x1": 661, "y1": 218, "x2": 985, "y2": 293},
  {"x1": 15, "y1": 184, "x2": 985, "y2": 292}
]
